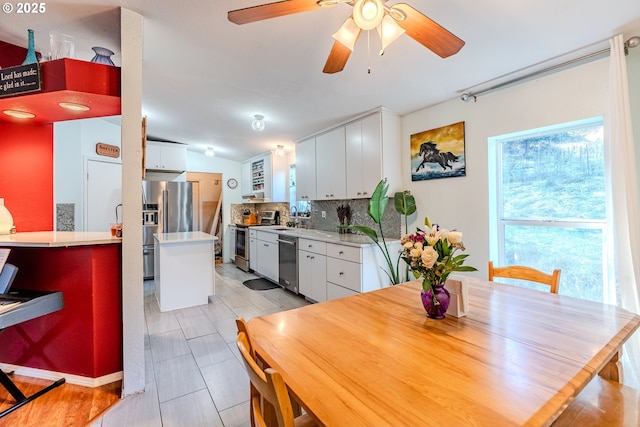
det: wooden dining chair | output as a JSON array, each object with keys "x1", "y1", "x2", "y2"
[
  {"x1": 488, "y1": 261, "x2": 561, "y2": 294},
  {"x1": 237, "y1": 330, "x2": 316, "y2": 427}
]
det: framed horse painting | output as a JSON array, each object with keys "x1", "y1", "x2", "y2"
[{"x1": 410, "y1": 121, "x2": 466, "y2": 181}]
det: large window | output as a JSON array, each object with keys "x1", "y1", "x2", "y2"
[{"x1": 491, "y1": 117, "x2": 607, "y2": 302}]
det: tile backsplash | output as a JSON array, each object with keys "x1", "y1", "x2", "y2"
[{"x1": 231, "y1": 199, "x2": 401, "y2": 239}]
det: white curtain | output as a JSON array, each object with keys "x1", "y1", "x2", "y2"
[{"x1": 607, "y1": 34, "x2": 640, "y2": 386}]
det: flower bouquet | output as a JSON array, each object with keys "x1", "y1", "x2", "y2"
[{"x1": 400, "y1": 218, "x2": 477, "y2": 318}]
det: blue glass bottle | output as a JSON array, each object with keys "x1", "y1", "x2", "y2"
[{"x1": 22, "y1": 29, "x2": 38, "y2": 65}]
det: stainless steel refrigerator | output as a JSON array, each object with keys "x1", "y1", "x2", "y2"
[{"x1": 142, "y1": 181, "x2": 193, "y2": 279}]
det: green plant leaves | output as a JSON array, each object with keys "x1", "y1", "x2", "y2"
[
  {"x1": 394, "y1": 191, "x2": 416, "y2": 216},
  {"x1": 368, "y1": 179, "x2": 389, "y2": 224}
]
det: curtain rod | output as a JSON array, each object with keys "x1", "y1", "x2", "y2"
[{"x1": 460, "y1": 35, "x2": 640, "y2": 102}]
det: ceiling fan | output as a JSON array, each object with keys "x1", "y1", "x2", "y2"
[{"x1": 228, "y1": 0, "x2": 465, "y2": 73}]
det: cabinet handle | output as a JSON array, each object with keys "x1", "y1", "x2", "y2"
[
  {"x1": 339, "y1": 272, "x2": 344, "y2": 276},
  {"x1": 357, "y1": 192, "x2": 361, "y2": 195},
  {"x1": 339, "y1": 251, "x2": 344, "y2": 255},
  {"x1": 310, "y1": 256, "x2": 315, "y2": 260},
  {"x1": 326, "y1": 194, "x2": 330, "y2": 197},
  {"x1": 363, "y1": 191, "x2": 368, "y2": 195}
]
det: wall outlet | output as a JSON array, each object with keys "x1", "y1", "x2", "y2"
[{"x1": 321, "y1": 211, "x2": 326, "y2": 218}]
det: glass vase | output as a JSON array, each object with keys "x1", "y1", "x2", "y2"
[
  {"x1": 90, "y1": 47, "x2": 115, "y2": 66},
  {"x1": 22, "y1": 29, "x2": 38, "y2": 65},
  {"x1": 420, "y1": 282, "x2": 450, "y2": 319}
]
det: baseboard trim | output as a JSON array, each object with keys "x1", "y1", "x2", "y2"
[{"x1": 0, "y1": 363, "x2": 123, "y2": 388}]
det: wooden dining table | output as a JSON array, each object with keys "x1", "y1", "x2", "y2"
[{"x1": 248, "y1": 278, "x2": 640, "y2": 427}]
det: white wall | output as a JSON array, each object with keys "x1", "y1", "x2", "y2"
[
  {"x1": 54, "y1": 116, "x2": 121, "y2": 230},
  {"x1": 187, "y1": 151, "x2": 243, "y2": 263},
  {"x1": 401, "y1": 57, "x2": 612, "y2": 278}
]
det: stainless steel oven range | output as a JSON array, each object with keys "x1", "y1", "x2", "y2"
[
  {"x1": 234, "y1": 223, "x2": 251, "y2": 272},
  {"x1": 234, "y1": 210, "x2": 281, "y2": 272}
]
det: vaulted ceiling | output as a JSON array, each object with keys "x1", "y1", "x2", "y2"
[{"x1": 1, "y1": 0, "x2": 639, "y2": 161}]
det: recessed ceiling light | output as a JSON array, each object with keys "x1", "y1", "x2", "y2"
[
  {"x1": 58, "y1": 102, "x2": 90, "y2": 111},
  {"x1": 3, "y1": 110, "x2": 35, "y2": 119}
]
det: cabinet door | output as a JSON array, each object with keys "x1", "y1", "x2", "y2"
[
  {"x1": 257, "y1": 241, "x2": 279, "y2": 282},
  {"x1": 315, "y1": 127, "x2": 346, "y2": 200},
  {"x1": 346, "y1": 114, "x2": 382, "y2": 199},
  {"x1": 345, "y1": 121, "x2": 364, "y2": 199},
  {"x1": 161, "y1": 143, "x2": 187, "y2": 171},
  {"x1": 298, "y1": 250, "x2": 313, "y2": 297},
  {"x1": 298, "y1": 250, "x2": 327, "y2": 302},
  {"x1": 249, "y1": 237, "x2": 257, "y2": 271},
  {"x1": 295, "y1": 138, "x2": 316, "y2": 200},
  {"x1": 360, "y1": 113, "x2": 382, "y2": 196},
  {"x1": 146, "y1": 143, "x2": 162, "y2": 169}
]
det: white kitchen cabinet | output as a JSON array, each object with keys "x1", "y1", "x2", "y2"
[
  {"x1": 346, "y1": 111, "x2": 401, "y2": 198},
  {"x1": 315, "y1": 127, "x2": 346, "y2": 200},
  {"x1": 146, "y1": 141, "x2": 187, "y2": 172},
  {"x1": 295, "y1": 137, "x2": 317, "y2": 200},
  {"x1": 323, "y1": 240, "x2": 402, "y2": 301},
  {"x1": 256, "y1": 230, "x2": 279, "y2": 282},
  {"x1": 298, "y1": 238, "x2": 327, "y2": 302},
  {"x1": 326, "y1": 282, "x2": 358, "y2": 300},
  {"x1": 249, "y1": 228, "x2": 257, "y2": 272},
  {"x1": 295, "y1": 107, "x2": 401, "y2": 201},
  {"x1": 241, "y1": 152, "x2": 288, "y2": 202}
]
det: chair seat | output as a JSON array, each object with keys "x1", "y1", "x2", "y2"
[{"x1": 552, "y1": 376, "x2": 640, "y2": 426}]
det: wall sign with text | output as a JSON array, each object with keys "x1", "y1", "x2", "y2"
[
  {"x1": 0, "y1": 63, "x2": 42, "y2": 98},
  {"x1": 96, "y1": 143, "x2": 120, "y2": 158}
]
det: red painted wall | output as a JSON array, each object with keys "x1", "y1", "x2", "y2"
[{"x1": 0, "y1": 121, "x2": 54, "y2": 231}]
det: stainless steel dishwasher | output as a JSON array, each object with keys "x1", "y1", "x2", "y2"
[{"x1": 277, "y1": 234, "x2": 298, "y2": 294}]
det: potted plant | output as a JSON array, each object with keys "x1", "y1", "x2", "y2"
[
  {"x1": 341, "y1": 178, "x2": 415, "y2": 285},
  {"x1": 400, "y1": 218, "x2": 477, "y2": 318}
]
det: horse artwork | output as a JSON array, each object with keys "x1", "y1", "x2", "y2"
[{"x1": 411, "y1": 121, "x2": 466, "y2": 181}]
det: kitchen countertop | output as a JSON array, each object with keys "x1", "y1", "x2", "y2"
[
  {"x1": 154, "y1": 231, "x2": 218, "y2": 244},
  {"x1": 0, "y1": 231, "x2": 122, "y2": 247},
  {"x1": 250, "y1": 225, "x2": 399, "y2": 247}
]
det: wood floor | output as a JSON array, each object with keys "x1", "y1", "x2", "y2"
[{"x1": 0, "y1": 375, "x2": 121, "y2": 427}]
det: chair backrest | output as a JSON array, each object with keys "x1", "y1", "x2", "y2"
[
  {"x1": 237, "y1": 331, "x2": 298, "y2": 427},
  {"x1": 236, "y1": 317, "x2": 256, "y2": 360},
  {"x1": 488, "y1": 261, "x2": 561, "y2": 294}
]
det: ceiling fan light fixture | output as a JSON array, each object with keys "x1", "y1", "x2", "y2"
[
  {"x1": 251, "y1": 114, "x2": 265, "y2": 132},
  {"x1": 332, "y1": 17, "x2": 360, "y2": 51},
  {"x1": 377, "y1": 14, "x2": 405, "y2": 53},
  {"x1": 205, "y1": 146, "x2": 215, "y2": 157},
  {"x1": 275, "y1": 144, "x2": 285, "y2": 157},
  {"x1": 386, "y1": 5, "x2": 407, "y2": 22},
  {"x1": 353, "y1": 0, "x2": 384, "y2": 31}
]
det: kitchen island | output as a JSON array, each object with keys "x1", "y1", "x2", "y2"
[
  {"x1": 154, "y1": 231, "x2": 216, "y2": 312},
  {"x1": 0, "y1": 232, "x2": 122, "y2": 387}
]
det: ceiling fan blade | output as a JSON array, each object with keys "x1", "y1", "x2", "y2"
[
  {"x1": 323, "y1": 40, "x2": 356, "y2": 74},
  {"x1": 228, "y1": 0, "x2": 326, "y2": 25},
  {"x1": 392, "y1": 3, "x2": 464, "y2": 58}
]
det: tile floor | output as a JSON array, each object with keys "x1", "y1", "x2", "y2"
[{"x1": 89, "y1": 263, "x2": 310, "y2": 427}]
